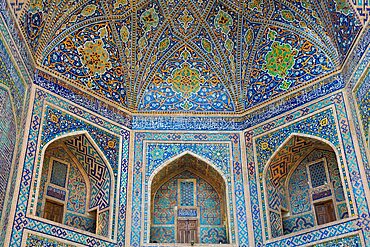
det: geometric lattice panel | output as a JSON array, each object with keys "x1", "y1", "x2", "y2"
[
  {"x1": 180, "y1": 181, "x2": 195, "y2": 206},
  {"x1": 309, "y1": 161, "x2": 328, "y2": 188},
  {"x1": 50, "y1": 160, "x2": 68, "y2": 188}
]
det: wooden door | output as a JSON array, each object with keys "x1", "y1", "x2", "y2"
[
  {"x1": 177, "y1": 219, "x2": 198, "y2": 243},
  {"x1": 315, "y1": 200, "x2": 336, "y2": 225},
  {"x1": 43, "y1": 200, "x2": 64, "y2": 223}
]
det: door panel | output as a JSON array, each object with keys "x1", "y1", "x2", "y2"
[
  {"x1": 44, "y1": 200, "x2": 64, "y2": 223},
  {"x1": 315, "y1": 200, "x2": 336, "y2": 225},
  {"x1": 177, "y1": 219, "x2": 198, "y2": 243}
]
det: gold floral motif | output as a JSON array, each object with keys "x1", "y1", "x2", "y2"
[
  {"x1": 168, "y1": 63, "x2": 204, "y2": 98},
  {"x1": 81, "y1": 4, "x2": 97, "y2": 17},
  {"x1": 78, "y1": 39, "x2": 112, "y2": 76}
]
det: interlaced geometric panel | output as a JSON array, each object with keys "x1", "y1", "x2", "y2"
[
  {"x1": 350, "y1": 0, "x2": 370, "y2": 24},
  {"x1": 268, "y1": 136, "x2": 318, "y2": 187},
  {"x1": 309, "y1": 161, "x2": 328, "y2": 188},
  {"x1": 180, "y1": 181, "x2": 195, "y2": 206},
  {"x1": 153, "y1": 180, "x2": 177, "y2": 225},
  {"x1": 50, "y1": 160, "x2": 68, "y2": 188},
  {"x1": 65, "y1": 135, "x2": 111, "y2": 210}
]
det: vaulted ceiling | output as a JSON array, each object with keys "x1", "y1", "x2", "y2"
[{"x1": 20, "y1": 0, "x2": 362, "y2": 114}]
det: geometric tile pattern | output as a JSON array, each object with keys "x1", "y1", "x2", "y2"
[
  {"x1": 288, "y1": 161, "x2": 311, "y2": 215},
  {"x1": 0, "y1": 18, "x2": 32, "y2": 242},
  {"x1": 153, "y1": 179, "x2": 177, "y2": 225},
  {"x1": 0, "y1": 3, "x2": 368, "y2": 246},
  {"x1": 7, "y1": 88, "x2": 130, "y2": 246},
  {"x1": 150, "y1": 227, "x2": 175, "y2": 244},
  {"x1": 198, "y1": 177, "x2": 222, "y2": 226},
  {"x1": 42, "y1": 106, "x2": 119, "y2": 169},
  {"x1": 0, "y1": 88, "x2": 16, "y2": 216},
  {"x1": 350, "y1": 0, "x2": 370, "y2": 24},
  {"x1": 36, "y1": 149, "x2": 70, "y2": 216},
  {"x1": 97, "y1": 210, "x2": 109, "y2": 237},
  {"x1": 36, "y1": 145, "x2": 96, "y2": 233},
  {"x1": 281, "y1": 149, "x2": 348, "y2": 236},
  {"x1": 282, "y1": 213, "x2": 315, "y2": 235},
  {"x1": 310, "y1": 233, "x2": 362, "y2": 246},
  {"x1": 64, "y1": 212, "x2": 96, "y2": 233},
  {"x1": 355, "y1": 68, "x2": 370, "y2": 148},
  {"x1": 65, "y1": 135, "x2": 111, "y2": 211},
  {"x1": 0, "y1": 55, "x2": 368, "y2": 247},
  {"x1": 270, "y1": 211, "x2": 283, "y2": 238},
  {"x1": 179, "y1": 181, "x2": 195, "y2": 207},
  {"x1": 308, "y1": 161, "x2": 327, "y2": 188},
  {"x1": 200, "y1": 227, "x2": 227, "y2": 244},
  {"x1": 267, "y1": 136, "x2": 319, "y2": 187},
  {"x1": 50, "y1": 160, "x2": 68, "y2": 188},
  {"x1": 67, "y1": 162, "x2": 87, "y2": 214},
  {"x1": 0, "y1": 22, "x2": 31, "y2": 243},
  {"x1": 303, "y1": 150, "x2": 346, "y2": 203},
  {"x1": 25, "y1": 232, "x2": 76, "y2": 247},
  {"x1": 5, "y1": 85, "x2": 367, "y2": 246}
]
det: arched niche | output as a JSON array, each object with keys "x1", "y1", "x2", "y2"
[
  {"x1": 36, "y1": 133, "x2": 113, "y2": 237},
  {"x1": 263, "y1": 134, "x2": 349, "y2": 238},
  {"x1": 149, "y1": 153, "x2": 229, "y2": 244}
]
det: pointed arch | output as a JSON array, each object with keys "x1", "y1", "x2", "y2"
[
  {"x1": 262, "y1": 133, "x2": 349, "y2": 238},
  {"x1": 148, "y1": 151, "x2": 231, "y2": 244},
  {"x1": 34, "y1": 131, "x2": 114, "y2": 238}
]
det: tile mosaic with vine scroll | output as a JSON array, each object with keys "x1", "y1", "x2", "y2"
[{"x1": 355, "y1": 69, "x2": 370, "y2": 148}]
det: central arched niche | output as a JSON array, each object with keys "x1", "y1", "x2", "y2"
[{"x1": 150, "y1": 153, "x2": 229, "y2": 244}]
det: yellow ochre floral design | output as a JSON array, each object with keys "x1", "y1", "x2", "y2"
[
  {"x1": 81, "y1": 4, "x2": 97, "y2": 17},
  {"x1": 214, "y1": 10, "x2": 233, "y2": 34},
  {"x1": 168, "y1": 63, "x2": 204, "y2": 98},
  {"x1": 29, "y1": 0, "x2": 43, "y2": 13},
  {"x1": 78, "y1": 39, "x2": 112, "y2": 76},
  {"x1": 140, "y1": 8, "x2": 159, "y2": 32}
]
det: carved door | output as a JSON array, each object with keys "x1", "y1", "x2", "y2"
[
  {"x1": 315, "y1": 200, "x2": 336, "y2": 225},
  {"x1": 43, "y1": 200, "x2": 64, "y2": 223},
  {"x1": 177, "y1": 219, "x2": 198, "y2": 243}
]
